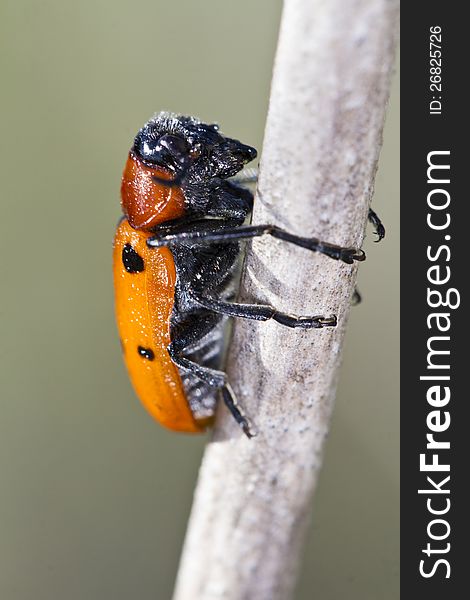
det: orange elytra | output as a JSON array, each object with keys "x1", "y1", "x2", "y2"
[{"x1": 113, "y1": 218, "x2": 204, "y2": 432}]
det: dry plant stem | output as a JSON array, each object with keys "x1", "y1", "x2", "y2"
[{"x1": 173, "y1": 0, "x2": 398, "y2": 598}]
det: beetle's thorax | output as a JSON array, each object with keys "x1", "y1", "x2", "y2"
[{"x1": 121, "y1": 151, "x2": 186, "y2": 231}]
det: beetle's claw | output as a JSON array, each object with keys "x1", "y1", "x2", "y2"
[{"x1": 242, "y1": 419, "x2": 258, "y2": 439}]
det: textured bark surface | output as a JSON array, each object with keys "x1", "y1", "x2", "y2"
[{"x1": 173, "y1": 0, "x2": 399, "y2": 598}]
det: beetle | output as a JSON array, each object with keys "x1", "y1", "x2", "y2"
[{"x1": 113, "y1": 112, "x2": 382, "y2": 437}]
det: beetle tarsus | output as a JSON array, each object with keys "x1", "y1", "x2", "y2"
[
  {"x1": 335, "y1": 247, "x2": 366, "y2": 263},
  {"x1": 368, "y1": 208, "x2": 385, "y2": 242},
  {"x1": 352, "y1": 288, "x2": 362, "y2": 306},
  {"x1": 241, "y1": 420, "x2": 258, "y2": 439},
  {"x1": 189, "y1": 292, "x2": 337, "y2": 330},
  {"x1": 221, "y1": 385, "x2": 257, "y2": 439},
  {"x1": 272, "y1": 313, "x2": 337, "y2": 329}
]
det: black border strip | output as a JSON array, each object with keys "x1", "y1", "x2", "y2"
[{"x1": 401, "y1": 4, "x2": 466, "y2": 597}]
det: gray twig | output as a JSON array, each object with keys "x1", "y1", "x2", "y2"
[{"x1": 173, "y1": 0, "x2": 398, "y2": 598}]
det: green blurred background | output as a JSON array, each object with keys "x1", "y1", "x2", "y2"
[{"x1": 0, "y1": 1, "x2": 399, "y2": 598}]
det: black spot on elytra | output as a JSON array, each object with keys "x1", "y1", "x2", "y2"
[
  {"x1": 138, "y1": 346, "x2": 155, "y2": 361},
  {"x1": 122, "y1": 244, "x2": 144, "y2": 273}
]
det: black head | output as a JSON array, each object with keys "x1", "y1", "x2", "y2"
[{"x1": 132, "y1": 112, "x2": 257, "y2": 185}]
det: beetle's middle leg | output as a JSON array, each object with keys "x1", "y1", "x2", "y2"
[{"x1": 188, "y1": 291, "x2": 337, "y2": 329}]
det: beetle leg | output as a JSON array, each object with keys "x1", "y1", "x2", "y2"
[
  {"x1": 168, "y1": 348, "x2": 227, "y2": 388},
  {"x1": 221, "y1": 384, "x2": 257, "y2": 438},
  {"x1": 148, "y1": 223, "x2": 365, "y2": 264},
  {"x1": 352, "y1": 287, "x2": 362, "y2": 305},
  {"x1": 168, "y1": 342, "x2": 255, "y2": 438},
  {"x1": 189, "y1": 291, "x2": 337, "y2": 329},
  {"x1": 264, "y1": 226, "x2": 365, "y2": 263},
  {"x1": 368, "y1": 208, "x2": 386, "y2": 241}
]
